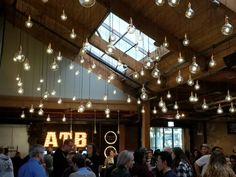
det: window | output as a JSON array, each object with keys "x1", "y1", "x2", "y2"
[{"x1": 150, "y1": 127, "x2": 183, "y2": 151}]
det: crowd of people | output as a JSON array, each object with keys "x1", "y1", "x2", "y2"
[{"x1": 0, "y1": 141, "x2": 236, "y2": 177}]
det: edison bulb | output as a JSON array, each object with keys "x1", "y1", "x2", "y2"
[
  {"x1": 161, "y1": 104, "x2": 167, "y2": 113},
  {"x1": 25, "y1": 15, "x2": 33, "y2": 28},
  {"x1": 57, "y1": 98, "x2": 62, "y2": 104},
  {"x1": 173, "y1": 101, "x2": 179, "y2": 110},
  {"x1": 137, "y1": 98, "x2": 141, "y2": 105},
  {"x1": 176, "y1": 70, "x2": 183, "y2": 84},
  {"x1": 163, "y1": 37, "x2": 169, "y2": 48},
  {"x1": 105, "y1": 107, "x2": 110, "y2": 115},
  {"x1": 29, "y1": 105, "x2": 34, "y2": 113},
  {"x1": 70, "y1": 28, "x2": 77, "y2": 39},
  {"x1": 127, "y1": 18, "x2": 136, "y2": 34},
  {"x1": 43, "y1": 91, "x2": 49, "y2": 99},
  {"x1": 127, "y1": 95, "x2": 131, "y2": 103},
  {"x1": 209, "y1": 54, "x2": 216, "y2": 68},
  {"x1": 38, "y1": 108, "x2": 44, "y2": 116},
  {"x1": 168, "y1": 0, "x2": 180, "y2": 7},
  {"x1": 46, "y1": 115, "x2": 51, "y2": 122},
  {"x1": 159, "y1": 97, "x2": 164, "y2": 108},
  {"x1": 133, "y1": 71, "x2": 140, "y2": 79},
  {"x1": 62, "y1": 115, "x2": 66, "y2": 122},
  {"x1": 189, "y1": 56, "x2": 200, "y2": 74},
  {"x1": 113, "y1": 89, "x2": 117, "y2": 95},
  {"x1": 72, "y1": 96, "x2": 76, "y2": 101},
  {"x1": 217, "y1": 104, "x2": 223, "y2": 114},
  {"x1": 166, "y1": 91, "x2": 171, "y2": 99},
  {"x1": 18, "y1": 87, "x2": 24, "y2": 94},
  {"x1": 143, "y1": 56, "x2": 154, "y2": 70},
  {"x1": 57, "y1": 51, "x2": 62, "y2": 61},
  {"x1": 187, "y1": 75, "x2": 194, "y2": 86},
  {"x1": 21, "y1": 111, "x2": 25, "y2": 119},
  {"x1": 46, "y1": 43, "x2": 53, "y2": 54},
  {"x1": 151, "y1": 66, "x2": 160, "y2": 78},
  {"x1": 50, "y1": 60, "x2": 59, "y2": 71},
  {"x1": 40, "y1": 78, "x2": 44, "y2": 83},
  {"x1": 86, "y1": 101, "x2": 92, "y2": 108},
  {"x1": 185, "y1": 2, "x2": 194, "y2": 19},
  {"x1": 97, "y1": 74, "x2": 102, "y2": 80},
  {"x1": 152, "y1": 106, "x2": 157, "y2": 114},
  {"x1": 221, "y1": 16, "x2": 233, "y2": 36},
  {"x1": 60, "y1": 10, "x2": 67, "y2": 21},
  {"x1": 178, "y1": 52, "x2": 184, "y2": 64},
  {"x1": 229, "y1": 102, "x2": 235, "y2": 113},
  {"x1": 79, "y1": 0, "x2": 96, "y2": 8},
  {"x1": 140, "y1": 68, "x2": 145, "y2": 76},
  {"x1": 141, "y1": 106, "x2": 145, "y2": 114},
  {"x1": 183, "y1": 34, "x2": 190, "y2": 46},
  {"x1": 155, "y1": 0, "x2": 165, "y2": 6},
  {"x1": 202, "y1": 99, "x2": 208, "y2": 110},
  {"x1": 51, "y1": 90, "x2": 56, "y2": 96}
]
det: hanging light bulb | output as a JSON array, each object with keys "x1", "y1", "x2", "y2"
[
  {"x1": 152, "y1": 106, "x2": 157, "y2": 114},
  {"x1": 189, "y1": 92, "x2": 195, "y2": 102},
  {"x1": 91, "y1": 62, "x2": 96, "y2": 69},
  {"x1": 194, "y1": 93, "x2": 198, "y2": 102},
  {"x1": 183, "y1": 33, "x2": 190, "y2": 46},
  {"x1": 113, "y1": 89, "x2": 117, "y2": 95},
  {"x1": 137, "y1": 98, "x2": 141, "y2": 105},
  {"x1": 56, "y1": 51, "x2": 62, "y2": 61},
  {"x1": 157, "y1": 76, "x2": 162, "y2": 85},
  {"x1": 168, "y1": 0, "x2": 180, "y2": 7},
  {"x1": 141, "y1": 106, "x2": 145, "y2": 114},
  {"x1": 106, "y1": 114, "x2": 110, "y2": 118},
  {"x1": 161, "y1": 103, "x2": 168, "y2": 113},
  {"x1": 105, "y1": 41, "x2": 115, "y2": 55},
  {"x1": 209, "y1": 54, "x2": 216, "y2": 68},
  {"x1": 181, "y1": 113, "x2": 185, "y2": 118},
  {"x1": 185, "y1": 2, "x2": 194, "y2": 19},
  {"x1": 217, "y1": 104, "x2": 223, "y2": 114},
  {"x1": 140, "y1": 85, "x2": 148, "y2": 101},
  {"x1": 194, "y1": 80, "x2": 200, "y2": 90},
  {"x1": 97, "y1": 74, "x2": 102, "y2": 80},
  {"x1": 78, "y1": 104, "x2": 85, "y2": 113},
  {"x1": 221, "y1": 16, "x2": 233, "y2": 36},
  {"x1": 79, "y1": 0, "x2": 96, "y2": 8},
  {"x1": 151, "y1": 65, "x2": 160, "y2": 78},
  {"x1": 127, "y1": 95, "x2": 131, "y2": 103},
  {"x1": 173, "y1": 101, "x2": 179, "y2": 110},
  {"x1": 13, "y1": 45, "x2": 25, "y2": 63},
  {"x1": 29, "y1": 105, "x2": 34, "y2": 113},
  {"x1": 40, "y1": 78, "x2": 44, "y2": 83},
  {"x1": 163, "y1": 37, "x2": 169, "y2": 48},
  {"x1": 57, "y1": 98, "x2": 62, "y2": 104},
  {"x1": 62, "y1": 114, "x2": 66, "y2": 122},
  {"x1": 38, "y1": 108, "x2": 44, "y2": 116},
  {"x1": 103, "y1": 95, "x2": 107, "y2": 101},
  {"x1": 140, "y1": 67, "x2": 145, "y2": 76},
  {"x1": 60, "y1": 9, "x2": 67, "y2": 21},
  {"x1": 50, "y1": 59, "x2": 59, "y2": 71},
  {"x1": 46, "y1": 43, "x2": 53, "y2": 54},
  {"x1": 57, "y1": 76, "x2": 62, "y2": 83},
  {"x1": 187, "y1": 74, "x2": 194, "y2": 86},
  {"x1": 177, "y1": 52, "x2": 185, "y2": 64},
  {"x1": 38, "y1": 101, "x2": 44, "y2": 108},
  {"x1": 16, "y1": 74, "x2": 20, "y2": 81},
  {"x1": 144, "y1": 56, "x2": 154, "y2": 70},
  {"x1": 155, "y1": 0, "x2": 165, "y2": 6},
  {"x1": 23, "y1": 58, "x2": 31, "y2": 71},
  {"x1": 25, "y1": 15, "x2": 33, "y2": 28},
  {"x1": 36, "y1": 86, "x2": 41, "y2": 91},
  {"x1": 21, "y1": 111, "x2": 25, "y2": 119},
  {"x1": 46, "y1": 114, "x2": 51, "y2": 122},
  {"x1": 72, "y1": 96, "x2": 76, "y2": 101},
  {"x1": 18, "y1": 87, "x2": 24, "y2": 95},
  {"x1": 70, "y1": 29, "x2": 77, "y2": 39},
  {"x1": 155, "y1": 53, "x2": 161, "y2": 62},
  {"x1": 88, "y1": 67, "x2": 92, "y2": 74},
  {"x1": 84, "y1": 38, "x2": 90, "y2": 50},
  {"x1": 175, "y1": 110, "x2": 181, "y2": 119},
  {"x1": 225, "y1": 90, "x2": 232, "y2": 101},
  {"x1": 51, "y1": 89, "x2": 56, "y2": 96},
  {"x1": 127, "y1": 17, "x2": 136, "y2": 34},
  {"x1": 69, "y1": 62, "x2": 74, "y2": 70},
  {"x1": 166, "y1": 91, "x2": 171, "y2": 99},
  {"x1": 75, "y1": 70, "x2": 80, "y2": 76},
  {"x1": 176, "y1": 70, "x2": 184, "y2": 84},
  {"x1": 189, "y1": 56, "x2": 200, "y2": 74},
  {"x1": 202, "y1": 98, "x2": 209, "y2": 110},
  {"x1": 159, "y1": 97, "x2": 164, "y2": 108},
  {"x1": 86, "y1": 100, "x2": 92, "y2": 108},
  {"x1": 105, "y1": 106, "x2": 110, "y2": 115},
  {"x1": 133, "y1": 71, "x2": 140, "y2": 79},
  {"x1": 229, "y1": 102, "x2": 235, "y2": 113},
  {"x1": 43, "y1": 91, "x2": 49, "y2": 100},
  {"x1": 17, "y1": 80, "x2": 23, "y2": 87},
  {"x1": 109, "y1": 33, "x2": 116, "y2": 43}
]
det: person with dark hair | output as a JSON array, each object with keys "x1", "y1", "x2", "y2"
[
  {"x1": 85, "y1": 143, "x2": 101, "y2": 177},
  {"x1": 105, "y1": 155, "x2": 118, "y2": 177},
  {"x1": 44, "y1": 146, "x2": 53, "y2": 177},
  {"x1": 52, "y1": 139, "x2": 74, "y2": 177},
  {"x1": 203, "y1": 150, "x2": 235, "y2": 177},
  {"x1": 62, "y1": 151, "x2": 77, "y2": 177},
  {"x1": 194, "y1": 146, "x2": 222, "y2": 177},
  {"x1": 192, "y1": 149, "x2": 201, "y2": 163},
  {"x1": 230, "y1": 155, "x2": 236, "y2": 174},
  {"x1": 69, "y1": 154, "x2": 96, "y2": 177},
  {"x1": 18, "y1": 144, "x2": 46, "y2": 177},
  {"x1": 172, "y1": 147, "x2": 193, "y2": 177},
  {"x1": 200, "y1": 144, "x2": 210, "y2": 156},
  {"x1": 131, "y1": 147, "x2": 154, "y2": 177},
  {"x1": 12, "y1": 151, "x2": 23, "y2": 177},
  {"x1": 156, "y1": 151, "x2": 177, "y2": 177}
]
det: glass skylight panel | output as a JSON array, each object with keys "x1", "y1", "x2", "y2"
[{"x1": 126, "y1": 47, "x2": 144, "y2": 61}]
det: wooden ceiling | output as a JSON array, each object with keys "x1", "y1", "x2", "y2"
[{"x1": 1, "y1": 0, "x2": 236, "y2": 123}]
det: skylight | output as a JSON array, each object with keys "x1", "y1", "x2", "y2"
[{"x1": 96, "y1": 13, "x2": 158, "y2": 61}]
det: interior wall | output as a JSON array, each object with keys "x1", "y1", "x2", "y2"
[
  {"x1": 0, "y1": 21, "x2": 126, "y2": 101},
  {"x1": 0, "y1": 124, "x2": 29, "y2": 157}
]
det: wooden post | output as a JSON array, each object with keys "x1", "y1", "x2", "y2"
[{"x1": 142, "y1": 102, "x2": 150, "y2": 148}]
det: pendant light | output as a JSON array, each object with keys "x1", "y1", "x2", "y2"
[
  {"x1": 194, "y1": 93, "x2": 198, "y2": 102},
  {"x1": 176, "y1": 70, "x2": 183, "y2": 84},
  {"x1": 57, "y1": 98, "x2": 62, "y2": 104},
  {"x1": 78, "y1": 104, "x2": 85, "y2": 113},
  {"x1": 141, "y1": 106, "x2": 145, "y2": 114},
  {"x1": 40, "y1": 78, "x2": 44, "y2": 83},
  {"x1": 152, "y1": 106, "x2": 157, "y2": 114},
  {"x1": 140, "y1": 67, "x2": 145, "y2": 76},
  {"x1": 187, "y1": 74, "x2": 194, "y2": 86},
  {"x1": 127, "y1": 18, "x2": 136, "y2": 34},
  {"x1": 229, "y1": 102, "x2": 235, "y2": 113},
  {"x1": 50, "y1": 59, "x2": 59, "y2": 71},
  {"x1": 38, "y1": 108, "x2": 44, "y2": 116},
  {"x1": 57, "y1": 51, "x2": 63, "y2": 61},
  {"x1": 194, "y1": 80, "x2": 200, "y2": 90},
  {"x1": 103, "y1": 95, "x2": 107, "y2": 101},
  {"x1": 72, "y1": 96, "x2": 76, "y2": 101},
  {"x1": 209, "y1": 54, "x2": 216, "y2": 68},
  {"x1": 168, "y1": 0, "x2": 180, "y2": 7},
  {"x1": 127, "y1": 95, "x2": 132, "y2": 103},
  {"x1": 105, "y1": 106, "x2": 110, "y2": 115},
  {"x1": 175, "y1": 110, "x2": 181, "y2": 119},
  {"x1": 140, "y1": 85, "x2": 148, "y2": 101},
  {"x1": 57, "y1": 76, "x2": 62, "y2": 83},
  {"x1": 173, "y1": 101, "x2": 179, "y2": 110},
  {"x1": 29, "y1": 105, "x2": 34, "y2": 113},
  {"x1": 189, "y1": 92, "x2": 195, "y2": 102},
  {"x1": 157, "y1": 76, "x2": 162, "y2": 85},
  {"x1": 39, "y1": 101, "x2": 44, "y2": 108},
  {"x1": 225, "y1": 90, "x2": 232, "y2": 101},
  {"x1": 43, "y1": 91, "x2": 49, "y2": 100},
  {"x1": 97, "y1": 74, "x2": 102, "y2": 80},
  {"x1": 155, "y1": 0, "x2": 165, "y2": 6},
  {"x1": 189, "y1": 56, "x2": 200, "y2": 74},
  {"x1": 25, "y1": 15, "x2": 33, "y2": 28},
  {"x1": 86, "y1": 100, "x2": 92, "y2": 108},
  {"x1": 217, "y1": 104, "x2": 223, "y2": 114},
  {"x1": 70, "y1": 28, "x2": 77, "y2": 39},
  {"x1": 105, "y1": 41, "x2": 115, "y2": 55},
  {"x1": 166, "y1": 91, "x2": 171, "y2": 99},
  {"x1": 46, "y1": 114, "x2": 51, "y2": 122},
  {"x1": 163, "y1": 37, "x2": 169, "y2": 48},
  {"x1": 221, "y1": 16, "x2": 233, "y2": 36},
  {"x1": 46, "y1": 43, "x2": 53, "y2": 54},
  {"x1": 151, "y1": 65, "x2": 160, "y2": 78},
  {"x1": 75, "y1": 69, "x2": 80, "y2": 76},
  {"x1": 18, "y1": 87, "x2": 24, "y2": 95},
  {"x1": 183, "y1": 33, "x2": 190, "y2": 46},
  {"x1": 79, "y1": 0, "x2": 96, "y2": 8},
  {"x1": 51, "y1": 89, "x2": 56, "y2": 96},
  {"x1": 177, "y1": 52, "x2": 184, "y2": 64},
  {"x1": 185, "y1": 2, "x2": 194, "y2": 19},
  {"x1": 133, "y1": 71, "x2": 140, "y2": 79},
  {"x1": 23, "y1": 58, "x2": 31, "y2": 71},
  {"x1": 202, "y1": 98, "x2": 208, "y2": 110},
  {"x1": 94, "y1": 110, "x2": 97, "y2": 134},
  {"x1": 69, "y1": 62, "x2": 75, "y2": 70},
  {"x1": 137, "y1": 98, "x2": 141, "y2": 105},
  {"x1": 60, "y1": 10, "x2": 67, "y2": 21},
  {"x1": 13, "y1": 45, "x2": 25, "y2": 63},
  {"x1": 143, "y1": 55, "x2": 154, "y2": 70},
  {"x1": 62, "y1": 114, "x2": 66, "y2": 122},
  {"x1": 161, "y1": 103, "x2": 168, "y2": 113},
  {"x1": 20, "y1": 111, "x2": 25, "y2": 119},
  {"x1": 158, "y1": 97, "x2": 164, "y2": 108}
]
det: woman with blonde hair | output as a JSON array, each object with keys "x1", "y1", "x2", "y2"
[{"x1": 203, "y1": 150, "x2": 236, "y2": 177}]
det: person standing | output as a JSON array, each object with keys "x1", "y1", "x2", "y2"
[
  {"x1": 52, "y1": 139, "x2": 74, "y2": 177},
  {"x1": 44, "y1": 146, "x2": 54, "y2": 177},
  {"x1": 18, "y1": 144, "x2": 46, "y2": 177},
  {"x1": 0, "y1": 146, "x2": 14, "y2": 177}
]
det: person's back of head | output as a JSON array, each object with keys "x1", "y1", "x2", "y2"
[
  {"x1": 72, "y1": 154, "x2": 85, "y2": 168},
  {"x1": 209, "y1": 150, "x2": 226, "y2": 166},
  {"x1": 159, "y1": 151, "x2": 172, "y2": 168},
  {"x1": 116, "y1": 150, "x2": 133, "y2": 168},
  {"x1": 134, "y1": 147, "x2": 147, "y2": 165},
  {"x1": 29, "y1": 144, "x2": 45, "y2": 159}
]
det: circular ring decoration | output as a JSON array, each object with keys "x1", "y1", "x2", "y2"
[
  {"x1": 104, "y1": 131, "x2": 117, "y2": 145},
  {"x1": 104, "y1": 146, "x2": 117, "y2": 158}
]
